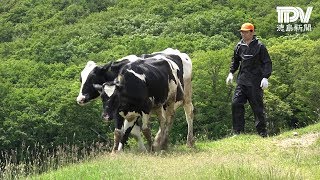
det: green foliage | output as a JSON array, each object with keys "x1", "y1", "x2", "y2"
[
  {"x1": 191, "y1": 49, "x2": 233, "y2": 139},
  {"x1": 0, "y1": 0, "x2": 319, "y2": 167},
  {"x1": 0, "y1": 60, "x2": 110, "y2": 152},
  {"x1": 267, "y1": 38, "x2": 320, "y2": 129}
]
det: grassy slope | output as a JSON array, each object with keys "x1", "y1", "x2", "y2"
[{"x1": 30, "y1": 123, "x2": 320, "y2": 180}]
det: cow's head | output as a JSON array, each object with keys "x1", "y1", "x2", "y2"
[
  {"x1": 100, "y1": 74, "x2": 147, "y2": 123},
  {"x1": 76, "y1": 57, "x2": 138, "y2": 105},
  {"x1": 77, "y1": 61, "x2": 112, "y2": 105},
  {"x1": 97, "y1": 81, "x2": 120, "y2": 122}
]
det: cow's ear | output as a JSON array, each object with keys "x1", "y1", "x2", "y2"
[
  {"x1": 115, "y1": 83, "x2": 123, "y2": 92},
  {"x1": 102, "y1": 62, "x2": 112, "y2": 71},
  {"x1": 93, "y1": 84, "x2": 103, "y2": 93},
  {"x1": 87, "y1": 61, "x2": 96, "y2": 66},
  {"x1": 114, "y1": 75, "x2": 123, "y2": 90},
  {"x1": 95, "y1": 66, "x2": 104, "y2": 75},
  {"x1": 103, "y1": 83, "x2": 116, "y2": 97}
]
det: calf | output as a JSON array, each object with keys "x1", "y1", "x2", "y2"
[{"x1": 101, "y1": 52, "x2": 194, "y2": 151}]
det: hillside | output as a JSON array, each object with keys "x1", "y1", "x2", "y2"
[
  {"x1": 28, "y1": 123, "x2": 320, "y2": 179},
  {"x1": 0, "y1": 0, "x2": 320, "y2": 178}
]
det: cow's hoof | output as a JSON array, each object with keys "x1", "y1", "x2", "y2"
[
  {"x1": 138, "y1": 146, "x2": 147, "y2": 153},
  {"x1": 152, "y1": 144, "x2": 161, "y2": 152},
  {"x1": 186, "y1": 140, "x2": 195, "y2": 148},
  {"x1": 111, "y1": 149, "x2": 123, "y2": 155},
  {"x1": 148, "y1": 145, "x2": 154, "y2": 152},
  {"x1": 111, "y1": 150, "x2": 118, "y2": 155}
]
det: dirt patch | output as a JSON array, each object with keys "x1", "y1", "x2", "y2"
[{"x1": 275, "y1": 133, "x2": 320, "y2": 148}]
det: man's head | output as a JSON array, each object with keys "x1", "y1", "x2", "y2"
[{"x1": 239, "y1": 23, "x2": 255, "y2": 42}]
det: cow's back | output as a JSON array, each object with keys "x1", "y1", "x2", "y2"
[{"x1": 120, "y1": 59, "x2": 177, "y2": 106}]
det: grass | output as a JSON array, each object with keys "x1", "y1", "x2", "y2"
[
  {"x1": 23, "y1": 123, "x2": 320, "y2": 180},
  {"x1": 0, "y1": 142, "x2": 109, "y2": 180}
]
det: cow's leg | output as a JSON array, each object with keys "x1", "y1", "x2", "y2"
[
  {"x1": 112, "y1": 114, "x2": 125, "y2": 153},
  {"x1": 184, "y1": 102, "x2": 194, "y2": 147},
  {"x1": 141, "y1": 112, "x2": 153, "y2": 151},
  {"x1": 118, "y1": 119, "x2": 136, "y2": 152},
  {"x1": 153, "y1": 107, "x2": 167, "y2": 151},
  {"x1": 130, "y1": 124, "x2": 147, "y2": 152},
  {"x1": 183, "y1": 79, "x2": 194, "y2": 147},
  {"x1": 161, "y1": 100, "x2": 178, "y2": 150},
  {"x1": 112, "y1": 128, "x2": 122, "y2": 154},
  {"x1": 154, "y1": 103, "x2": 175, "y2": 151}
]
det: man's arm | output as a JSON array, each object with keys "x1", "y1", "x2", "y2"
[
  {"x1": 230, "y1": 44, "x2": 241, "y2": 74},
  {"x1": 260, "y1": 44, "x2": 272, "y2": 78},
  {"x1": 226, "y1": 44, "x2": 241, "y2": 84}
]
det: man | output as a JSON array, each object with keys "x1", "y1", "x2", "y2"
[{"x1": 226, "y1": 23, "x2": 272, "y2": 137}]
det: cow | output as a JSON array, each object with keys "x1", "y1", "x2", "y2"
[
  {"x1": 77, "y1": 48, "x2": 187, "y2": 105},
  {"x1": 77, "y1": 48, "x2": 194, "y2": 152},
  {"x1": 77, "y1": 55, "x2": 150, "y2": 152},
  {"x1": 100, "y1": 51, "x2": 194, "y2": 152}
]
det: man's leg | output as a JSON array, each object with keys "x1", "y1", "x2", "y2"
[
  {"x1": 248, "y1": 86, "x2": 268, "y2": 137},
  {"x1": 232, "y1": 85, "x2": 248, "y2": 134}
]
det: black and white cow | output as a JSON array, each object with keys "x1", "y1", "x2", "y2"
[
  {"x1": 77, "y1": 48, "x2": 194, "y2": 152},
  {"x1": 101, "y1": 51, "x2": 194, "y2": 151},
  {"x1": 76, "y1": 55, "x2": 149, "y2": 152}
]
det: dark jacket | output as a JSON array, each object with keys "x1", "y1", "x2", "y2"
[{"x1": 230, "y1": 36, "x2": 272, "y2": 87}]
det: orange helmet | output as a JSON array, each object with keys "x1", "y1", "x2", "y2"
[{"x1": 239, "y1": 23, "x2": 254, "y2": 31}]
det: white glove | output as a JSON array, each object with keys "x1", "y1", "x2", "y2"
[
  {"x1": 226, "y1": 73, "x2": 233, "y2": 84},
  {"x1": 260, "y1": 78, "x2": 269, "y2": 89}
]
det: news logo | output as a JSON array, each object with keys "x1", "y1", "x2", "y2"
[{"x1": 276, "y1": 7, "x2": 313, "y2": 33}]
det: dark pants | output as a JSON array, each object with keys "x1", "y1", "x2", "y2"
[{"x1": 232, "y1": 84, "x2": 267, "y2": 134}]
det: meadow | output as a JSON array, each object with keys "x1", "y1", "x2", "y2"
[{"x1": 4, "y1": 122, "x2": 316, "y2": 180}]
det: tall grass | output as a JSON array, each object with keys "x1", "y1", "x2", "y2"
[{"x1": 0, "y1": 141, "x2": 111, "y2": 179}]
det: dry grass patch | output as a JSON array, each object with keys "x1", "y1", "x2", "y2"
[{"x1": 275, "y1": 132, "x2": 320, "y2": 148}]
